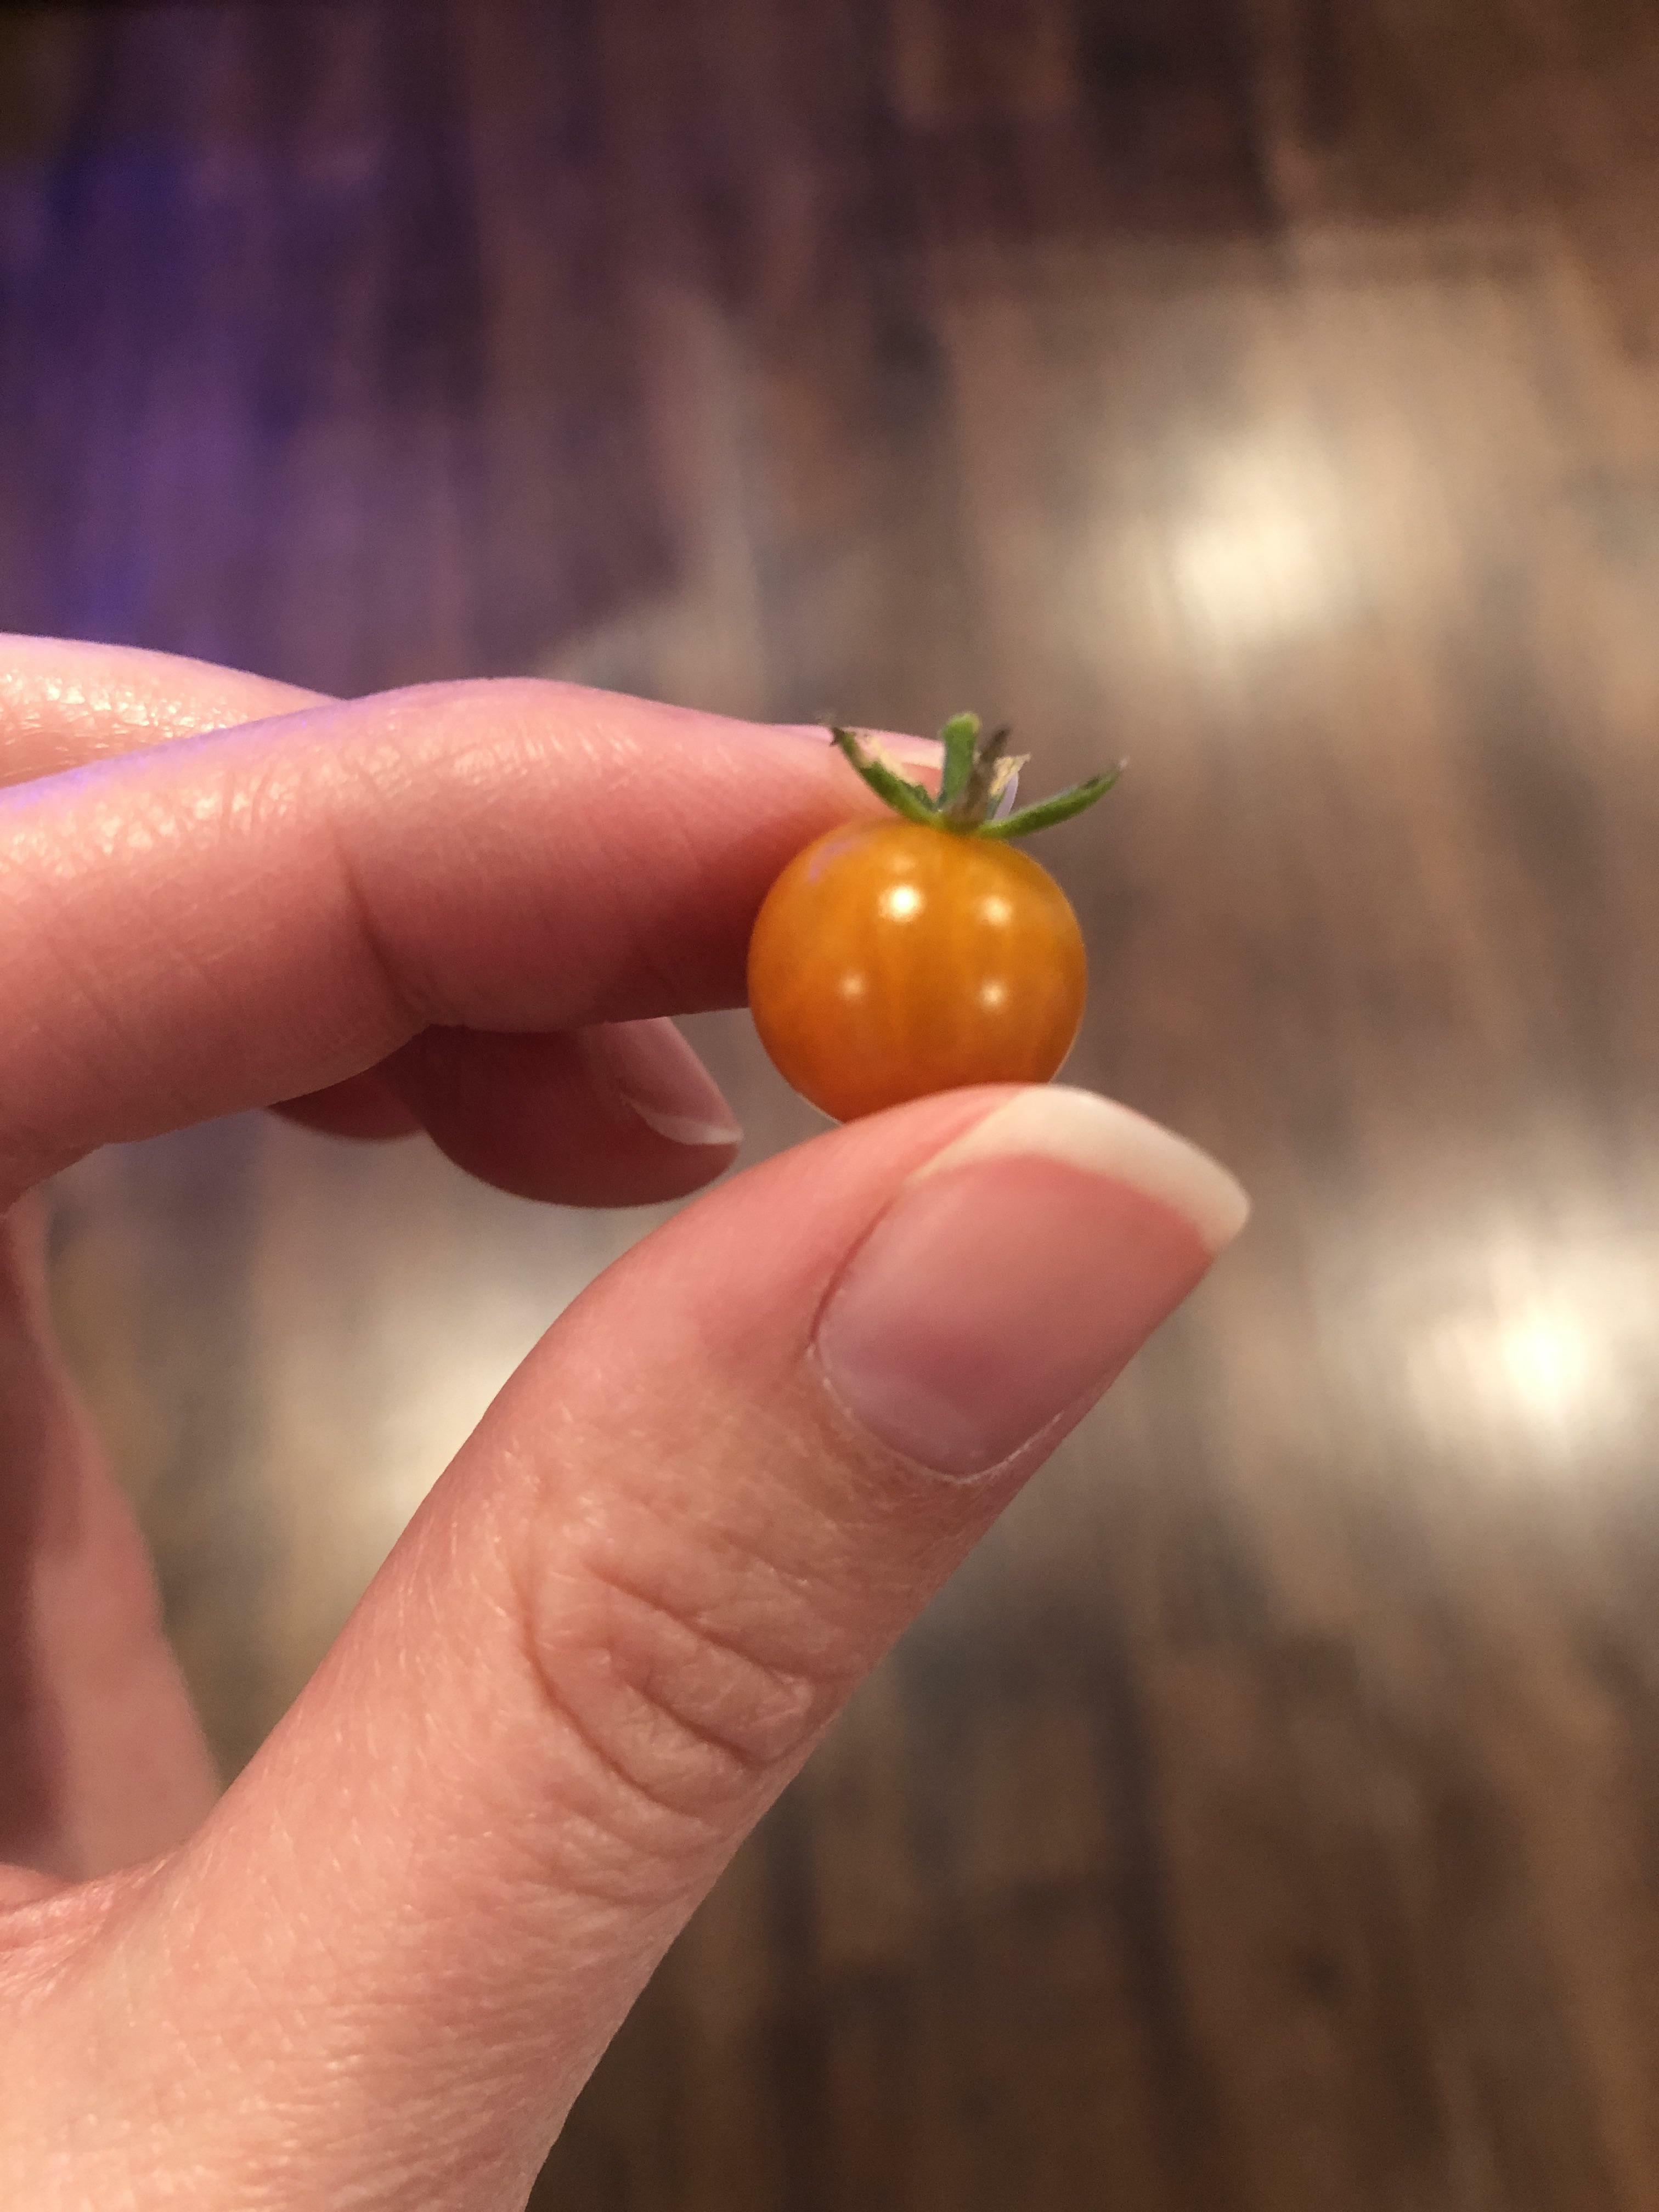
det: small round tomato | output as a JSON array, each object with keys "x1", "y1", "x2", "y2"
[
  {"x1": 748, "y1": 714, "x2": 1120, "y2": 1122},
  {"x1": 748, "y1": 818, "x2": 1088, "y2": 1121}
]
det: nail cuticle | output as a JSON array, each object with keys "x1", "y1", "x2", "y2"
[{"x1": 809, "y1": 1336, "x2": 1104, "y2": 1488}]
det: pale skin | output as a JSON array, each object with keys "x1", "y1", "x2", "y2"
[{"x1": 0, "y1": 639, "x2": 1246, "y2": 2209}]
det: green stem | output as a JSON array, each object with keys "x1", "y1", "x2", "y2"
[
  {"x1": 830, "y1": 715, "x2": 1121, "y2": 842},
  {"x1": 830, "y1": 729, "x2": 939, "y2": 826}
]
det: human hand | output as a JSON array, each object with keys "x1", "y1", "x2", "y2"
[{"x1": 0, "y1": 639, "x2": 1248, "y2": 2209}]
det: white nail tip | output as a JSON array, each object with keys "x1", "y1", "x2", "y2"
[
  {"x1": 627, "y1": 1098, "x2": 743, "y2": 1149},
  {"x1": 914, "y1": 1087, "x2": 1250, "y2": 1254}
]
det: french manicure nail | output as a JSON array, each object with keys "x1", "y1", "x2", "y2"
[
  {"x1": 777, "y1": 724, "x2": 944, "y2": 778},
  {"x1": 815, "y1": 1088, "x2": 1249, "y2": 1477},
  {"x1": 597, "y1": 1019, "x2": 743, "y2": 1149}
]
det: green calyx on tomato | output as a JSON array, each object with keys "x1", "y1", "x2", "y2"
[{"x1": 830, "y1": 713, "x2": 1122, "y2": 841}]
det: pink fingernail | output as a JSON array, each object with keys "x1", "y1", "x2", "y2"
[
  {"x1": 815, "y1": 1090, "x2": 1249, "y2": 1477},
  {"x1": 596, "y1": 1019, "x2": 742, "y2": 1149}
]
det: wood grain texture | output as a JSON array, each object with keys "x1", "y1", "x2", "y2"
[{"x1": 6, "y1": 0, "x2": 1659, "y2": 2202}]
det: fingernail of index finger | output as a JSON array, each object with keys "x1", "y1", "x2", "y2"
[{"x1": 776, "y1": 725, "x2": 943, "y2": 776}]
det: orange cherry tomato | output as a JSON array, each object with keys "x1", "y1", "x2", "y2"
[{"x1": 747, "y1": 817, "x2": 1088, "y2": 1122}]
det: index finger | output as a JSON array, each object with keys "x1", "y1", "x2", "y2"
[{"x1": 0, "y1": 678, "x2": 915, "y2": 1202}]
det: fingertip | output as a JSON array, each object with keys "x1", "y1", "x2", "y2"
[
  {"x1": 584, "y1": 1019, "x2": 742, "y2": 1151},
  {"x1": 385, "y1": 1025, "x2": 742, "y2": 1208}
]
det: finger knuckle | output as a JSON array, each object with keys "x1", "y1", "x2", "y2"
[{"x1": 522, "y1": 1546, "x2": 843, "y2": 1850}]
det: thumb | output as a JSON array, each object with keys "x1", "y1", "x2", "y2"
[{"x1": 23, "y1": 1086, "x2": 1246, "y2": 2211}]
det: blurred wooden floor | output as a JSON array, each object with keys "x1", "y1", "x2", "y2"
[{"x1": 7, "y1": 0, "x2": 1659, "y2": 2203}]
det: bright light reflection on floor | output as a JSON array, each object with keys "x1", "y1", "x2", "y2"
[
  {"x1": 1166, "y1": 430, "x2": 1354, "y2": 650},
  {"x1": 1405, "y1": 1297, "x2": 1606, "y2": 1448},
  {"x1": 1389, "y1": 1234, "x2": 1656, "y2": 1463},
  {"x1": 1496, "y1": 1306, "x2": 1599, "y2": 1424}
]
